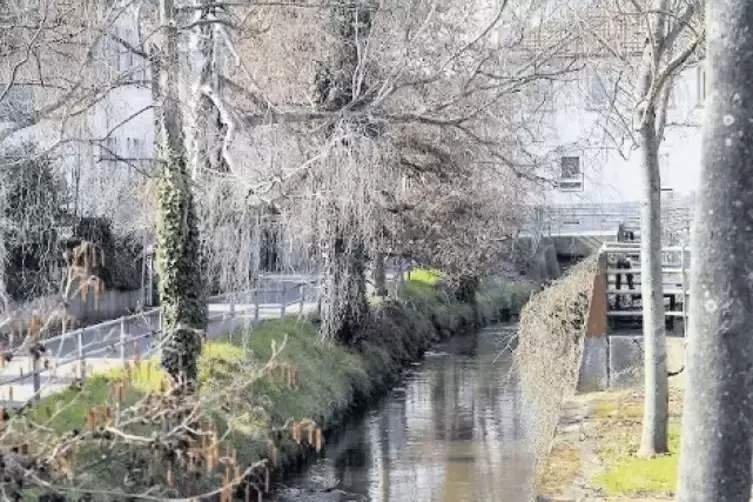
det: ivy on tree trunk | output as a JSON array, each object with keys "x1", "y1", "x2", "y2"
[{"x1": 151, "y1": 0, "x2": 208, "y2": 385}]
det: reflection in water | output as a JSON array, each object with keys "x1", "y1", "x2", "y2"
[{"x1": 277, "y1": 324, "x2": 534, "y2": 502}]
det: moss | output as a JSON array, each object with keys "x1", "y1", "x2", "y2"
[{"x1": 18, "y1": 278, "x2": 530, "y2": 499}]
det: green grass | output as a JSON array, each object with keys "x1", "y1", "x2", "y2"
[
  {"x1": 405, "y1": 268, "x2": 443, "y2": 285},
  {"x1": 592, "y1": 424, "x2": 681, "y2": 496}
]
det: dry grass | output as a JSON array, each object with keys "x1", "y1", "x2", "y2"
[{"x1": 538, "y1": 443, "x2": 582, "y2": 497}]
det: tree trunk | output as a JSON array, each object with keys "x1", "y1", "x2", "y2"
[
  {"x1": 373, "y1": 251, "x2": 387, "y2": 297},
  {"x1": 677, "y1": 1, "x2": 753, "y2": 498},
  {"x1": 637, "y1": 114, "x2": 669, "y2": 456},
  {"x1": 152, "y1": 0, "x2": 208, "y2": 385},
  {"x1": 319, "y1": 227, "x2": 368, "y2": 345}
]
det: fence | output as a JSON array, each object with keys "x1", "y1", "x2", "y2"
[
  {"x1": 0, "y1": 278, "x2": 320, "y2": 408},
  {"x1": 522, "y1": 202, "x2": 694, "y2": 243}
]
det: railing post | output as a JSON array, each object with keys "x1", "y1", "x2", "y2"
[
  {"x1": 229, "y1": 293, "x2": 236, "y2": 333},
  {"x1": 299, "y1": 284, "x2": 305, "y2": 317},
  {"x1": 32, "y1": 352, "x2": 41, "y2": 403},
  {"x1": 120, "y1": 317, "x2": 127, "y2": 363},
  {"x1": 681, "y1": 243, "x2": 688, "y2": 337},
  {"x1": 254, "y1": 290, "x2": 260, "y2": 324},
  {"x1": 77, "y1": 329, "x2": 86, "y2": 380}
]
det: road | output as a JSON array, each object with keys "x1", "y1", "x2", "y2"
[{"x1": 0, "y1": 281, "x2": 320, "y2": 407}]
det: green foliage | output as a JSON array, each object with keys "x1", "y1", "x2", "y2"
[{"x1": 154, "y1": 141, "x2": 207, "y2": 382}]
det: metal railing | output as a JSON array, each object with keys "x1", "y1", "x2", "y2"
[
  {"x1": 521, "y1": 202, "x2": 694, "y2": 241},
  {"x1": 601, "y1": 241, "x2": 691, "y2": 334},
  {"x1": 0, "y1": 278, "x2": 321, "y2": 407}
]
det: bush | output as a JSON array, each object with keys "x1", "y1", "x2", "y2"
[{"x1": 0, "y1": 144, "x2": 67, "y2": 301}]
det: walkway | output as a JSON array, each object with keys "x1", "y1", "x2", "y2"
[{"x1": 0, "y1": 277, "x2": 320, "y2": 408}]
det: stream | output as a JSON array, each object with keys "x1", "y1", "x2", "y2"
[{"x1": 275, "y1": 324, "x2": 535, "y2": 501}]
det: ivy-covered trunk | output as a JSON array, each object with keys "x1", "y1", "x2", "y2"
[
  {"x1": 314, "y1": 0, "x2": 376, "y2": 344},
  {"x1": 151, "y1": 0, "x2": 207, "y2": 385},
  {"x1": 373, "y1": 251, "x2": 388, "y2": 297},
  {"x1": 319, "y1": 223, "x2": 368, "y2": 345}
]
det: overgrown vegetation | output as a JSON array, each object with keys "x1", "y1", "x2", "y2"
[
  {"x1": 0, "y1": 144, "x2": 67, "y2": 302},
  {"x1": 515, "y1": 257, "x2": 596, "y2": 489},
  {"x1": 3, "y1": 278, "x2": 530, "y2": 499}
]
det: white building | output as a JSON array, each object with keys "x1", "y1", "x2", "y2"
[{"x1": 535, "y1": 62, "x2": 704, "y2": 207}]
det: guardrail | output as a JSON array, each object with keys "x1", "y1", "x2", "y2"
[
  {"x1": 600, "y1": 242, "x2": 690, "y2": 334},
  {"x1": 0, "y1": 278, "x2": 321, "y2": 407},
  {"x1": 521, "y1": 202, "x2": 693, "y2": 240}
]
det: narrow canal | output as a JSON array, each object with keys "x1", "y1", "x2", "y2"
[{"x1": 275, "y1": 324, "x2": 535, "y2": 501}]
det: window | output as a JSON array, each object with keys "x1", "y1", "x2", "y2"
[
  {"x1": 558, "y1": 156, "x2": 583, "y2": 191},
  {"x1": 697, "y1": 66, "x2": 708, "y2": 105},
  {"x1": 0, "y1": 86, "x2": 34, "y2": 123}
]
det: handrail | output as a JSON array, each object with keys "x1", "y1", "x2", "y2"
[{"x1": 0, "y1": 278, "x2": 321, "y2": 407}]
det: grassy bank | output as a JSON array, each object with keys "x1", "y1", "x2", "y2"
[{"x1": 9, "y1": 275, "x2": 534, "y2": 500}]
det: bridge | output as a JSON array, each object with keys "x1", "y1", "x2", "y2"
[
  {"x1": 580, "y1": 240, "x2": 692, "y2": 390},
  {"x1": 519, "y1": 201, "x2": 692, "y2": 263},
  {"x1": 0, "y1": 275, "x2": 321, "y2": 408}
]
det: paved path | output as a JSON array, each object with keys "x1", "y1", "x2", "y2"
[{"x1": 0, "y1": 287, "x2": 319, "y2": 407}]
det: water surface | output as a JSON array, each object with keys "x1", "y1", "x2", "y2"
[{"x1": 276, "y1": 324, "x2": 535, "y2": 502}]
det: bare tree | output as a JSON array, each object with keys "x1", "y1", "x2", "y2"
[
  {"x1": 677, "y1": 0, "x2": 753, "y2": 498},
  {"x1": 567, "y1": 0, "x2": 703, "y2": 455}
]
